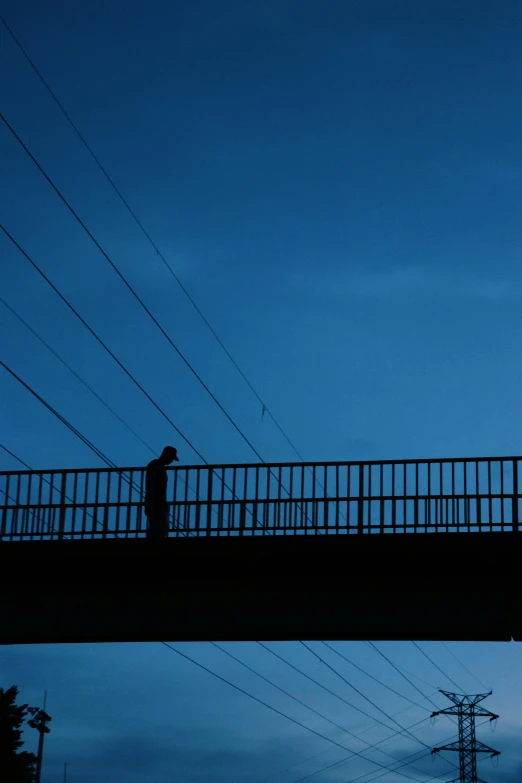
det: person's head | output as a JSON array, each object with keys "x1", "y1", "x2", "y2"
[{"x1": 160, "y1": 445, "x2": 180, "y2": 465}]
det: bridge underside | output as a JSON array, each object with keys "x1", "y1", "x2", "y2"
[{"x1": 0, "y1": 532, "x2": 519, "y2": 644}]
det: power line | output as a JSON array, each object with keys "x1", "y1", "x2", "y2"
[
  {"x1": 339, "y1": 749, "x2": 456, "y2": 783},
  {"x1": 0, "y1": 223, "x2": 206, "y2": 463},
  {"x1": 159, "y1": 642, "x2": 437, "y2": 783},
  {"x1": 410, "y1": 643, "x2": 463, "y2": 693},
  {"x1": 259, "y1": 718, "x2": 431, "y2": 783},
  {"x1": 0, "y1": 437, "x2": 66, "y2": 538},
  {"x1": 291, "y1": 740, "x2": 456, "y2": 783},
  {"x1": 300, "y1": 642, "x2": 431, "y2": 752},
  {"x1": 439, "y1": 643, "x2": 489, "y2": 693},
  {"x1": 320, "y1": 642, "x2": 425, "y2": 708},
  {"x1": 0, "y1": 441, "x2": 31, "y2": 469},
  {"x1": 211, "y1": 643, "x2": 433, "y2": 775},
  {"x1": 337, "y1": 722, "x2": 492, "y2": 783},
  {"x1": 0, "y1": 11, "x2": 307, "y2": 463},
  {"x1": 0, "y1": 295, "x2": 203, "y2": 534},
  {"x1": 0, "y1": 359, "x2": 116, "y2": 468},
  {"x1": 0, "y1": 363, "x2": 195, "y2": 537},
  {"x1": 253, "y1": 693, "x2": 439, "y2": 783},
  {"x1": 256, "y1": 642, "x2": 443, "y2": 756},
  {"x1": 0, "y1": 295, "x2": 156, "y2": 456},
  {"x1": 0, "y1": 112, "x2": 267, "y2": 465},
  {"x1": 365, "y1": 643, "x2": 440, "y2": 708}
]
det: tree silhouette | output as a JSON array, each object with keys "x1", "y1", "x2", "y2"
[{"x1": 0, "y1": 686, "x2": 38, "y2": 783}]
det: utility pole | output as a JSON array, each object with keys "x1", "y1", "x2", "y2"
[
  {"x1": 431, "y1": 690, "x2": 499, "y2": 783},
  {"x1": 27, "y1": 691, "x2": 52, "y2": 783}
]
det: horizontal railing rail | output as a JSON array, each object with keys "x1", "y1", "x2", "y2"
[{"x1": 1, "y1": 456, "x2": 520, "y2": 540}]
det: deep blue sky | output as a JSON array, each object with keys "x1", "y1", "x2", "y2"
[{"x1": 1, "y1": 1, "x2": 521, "y2": 781}]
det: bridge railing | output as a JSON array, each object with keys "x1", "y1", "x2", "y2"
[{"x1": 0, "y1": 457, "x2": 520, "y2": 540}]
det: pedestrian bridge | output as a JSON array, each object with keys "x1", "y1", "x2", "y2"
[{"x1": 1, "y1": 456, "x2": 520, "y2": 644}]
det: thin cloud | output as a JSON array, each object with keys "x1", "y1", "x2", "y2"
[{"x1": 287, "y1": 263, "x2": 522, "y2": 302}]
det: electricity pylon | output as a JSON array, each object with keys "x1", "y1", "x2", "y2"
[{"x1": 431, "y1": 690, "x2": 499, "y2": 783}]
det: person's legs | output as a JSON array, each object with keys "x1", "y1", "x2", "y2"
[{"x1": 146, "y1": 509, "x2": 169, "y2": 539}]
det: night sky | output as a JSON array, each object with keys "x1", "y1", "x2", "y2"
[{"x1": 1, "y1": 1, "x2": 521, "y2": 781}]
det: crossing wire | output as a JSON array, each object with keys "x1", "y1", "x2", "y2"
[
  {"x1": 366, "y1": 641, "x2": 438, "y2": 696},
  {"x1": 365, "y1": 643, "x2": 458, "y2": 737},
  {"x1": 289, "y1": 743, "x2": 454, "y2": 783},
  {"x1": 211, "y1": 642, "x2": 434, "y2": 777},
  {"x1": 287, "y1": 720, "x2": 493, "y2": 783},
  {"x1": 0, "y1": 223, "x2": 206, "y2": 462},
  {"x1": 320, "y1": 642, "x2": 425, "y2": 708},
  {"x1": 439, "y1": 642, "x2": 489, "y2": 692},
  {"x1": 160, "y1": 642, "x2": 439, "y2": 783},
  {"x1": 0, "y1": 442, "x2": 31, "y2": 469},
  {"x1": 0, "y1": 125, "x2": 299, "y2": 533},
  {"x1": 277, "y1": 726, "x2": 431, "y2": 783},
  {"x1": 0, "y1": 10, "x2": 308, "y2": 463},
  {"x1": 0, "y1": 24, "x2": 340, "y2": 525},
  {"x1": 300, "y1": 642, "x2": 432, "y2": 752},
  {"x1": 0, "y1": 295, "x2": 156, "y2": 456},
  {"x1": 410, "y1": 642, "x2": 463, "y2": 693},
  {"x1": 253, "y1": 716, "x2": 432, "y2": 783},
  {"x1": 0, "y1": 226, "x2": 255, "y2": 537},
  {"x1": 0, "y1": 359, "x2": 198, "y2": 537},
  {"x1": 0, "y1": 112, "x2": 267, "y2": 464},
  {"x1": 336, "y1": 719, "x2": 490, "y2": 783},
  {"x1": 255, "y1": 641, "x2": 450, "y2": 765},
  {"x1": 0, "y1": 296, "x2": 208, "y2": 535},
  {"x1": 0, "y1": 359, "x2": 117, "y2": 469}
]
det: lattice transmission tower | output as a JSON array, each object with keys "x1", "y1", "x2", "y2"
[{"x1": 431, "y1": 690, "x2": 499, "y2": 783}]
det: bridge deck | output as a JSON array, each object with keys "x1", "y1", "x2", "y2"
[{"x1": 1, "y1": 457, "x2": 520, "y2": 644}]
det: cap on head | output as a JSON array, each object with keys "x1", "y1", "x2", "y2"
[{"x1": 161, "y1": 445, "x2": 179, "y2": 463}]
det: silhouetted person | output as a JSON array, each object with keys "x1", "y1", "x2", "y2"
[{"x1": 145, "y1": 446, "x2": 179, "y2": 539}]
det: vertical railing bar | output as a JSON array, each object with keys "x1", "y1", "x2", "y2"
[
  {"x1": 114, "y1": 470, "x2": 122, "y2": 537},
  {"x1": 277, "y1": 467, "x2": 282, "y2": 530},
  {"x1": 287, "y1": 466, "x2": 293, "y2": 533},
  {"x1": 439, "y1": 460, "x2": 444, "y2": 527},
  {"x1": 82, "y1": 472, "x2": 89, "y2": 539},
  {"x1": 311, "y1": 465, "x2": 315, "y2": 530},
  {"x1": 475, "y1": 461, "x2": 481, "y2": 529},
  {"x1": 70, "y1": 472, "x2": 77, "y2": 537},
  {"x1": 36, "y1": 474, "x2": 43, "y2": 538},
  {"x1": 347, "y1": 464, "x2": 351, "y2": 531},
  {"x1": 173, "y1": 467, "x2": 180, "y2": 535},
  {"x1": 366, "y1": 465, "x2": 373, "y2": 533},
  {"x1": 242, "y1": 468, "x2": 248, "y2": 535},
  {"x1": 488, "y1": 460, "x2": 492, "y2": 528},
  {"x1": 15, "y1": 472, "x2": 23, "y2": 539},
  {"x1": 414, "y1": 462, "x2": 419, "y2": 530},
  {"x1": 0, "y1": 475, "x2": 8, "y2": 539},
  {"x1": 265, "y1": 467, "x2": 270, "y2": 536},
  {"x1": 358, "y1": 464, "x2": 364, "y2": 534},
  {"x1": 323, "y1": 465, "x2": 328, "y2": 533},
  {"x1": 27, "y1": 473, "x2": 34, "y2": 537},
  {"x1": 232, "y1": 467, "x2": 237, "y2": 534},
  {"x1": 500, "y1": 460, "x2": 505, "y2": 529},
  {"x1": 125, "y1": 471, "x2": 133, "y2": 537},
  {"x1": 254, "y1": 466, "x2": 259, "y2": 533},
  {"x1": 391, "y1": 463, "x2": 396, "y2": 533},
  {"x1": 403, "y1": 463, "x2": 406, "y2": 531},
  {"x1": 379, "y1": 464, "x2": 384, "y2": 533},
  {"x1": 335, "y1": 464, "x2": 339, "y2": 532},
  {"x1": 513, "y1": 458, "x2": 519, "y2": 533},
  {"x1": 59, "y1": 472, "x2": 67, "y2": 540},
  {"x1": 463, "y1": 461, "x2": 468, "y2": 528},
  {"x1": 451, "y1": 460, "x2": 455, "y2": 527},
  {"x1": 427, "y1": 462, "x2": 431, "y2": 529}
]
